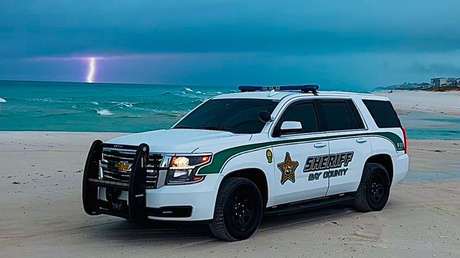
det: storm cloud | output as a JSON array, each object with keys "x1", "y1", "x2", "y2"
[{"x1": 1, "y1": 0, "x2": 460, "y2": 88}]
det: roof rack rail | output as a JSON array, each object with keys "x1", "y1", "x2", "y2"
[{"x1": 238, "y1": 85, "x2": 319, "y2": 95}]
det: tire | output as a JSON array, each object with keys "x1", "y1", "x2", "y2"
[
  {"x1": 209, "y1": 177, "x2": 264, "y2": 241},
  {"x1": 353, "y1": 162, "x2": 391, "y2": 212}
]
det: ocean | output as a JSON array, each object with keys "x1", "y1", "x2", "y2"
[
  {"x1": 0, "y1": 80, "x2": 232, "y2": 132},
  {"x1": 1, "y1": 80, "x2": 459, "y2": 139}
]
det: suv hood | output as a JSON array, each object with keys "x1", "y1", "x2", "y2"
[{"x1": 107, "y1": 129, "x2": 252, "y2": 153}]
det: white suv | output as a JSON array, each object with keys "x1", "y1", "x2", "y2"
[{"x1": 82, "y1": 85, "x2": 409, "y2": 241}]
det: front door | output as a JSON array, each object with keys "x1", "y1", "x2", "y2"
[
  {"x1": 273, "y1": 140, "x2": 330, "y2": 204},
  {"x1": 271, "y1": 100, "x2": 329, "y2": 205}
]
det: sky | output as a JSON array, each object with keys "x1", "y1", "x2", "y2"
[{"x1": 1, "y1": 0, "x2": 460, "y2": 90}]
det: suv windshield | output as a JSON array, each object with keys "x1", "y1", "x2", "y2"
[{"x1": 174, "y1": 99, "x2": 279, "y2": 134}]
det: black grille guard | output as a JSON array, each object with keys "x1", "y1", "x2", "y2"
[{"x1": 82, "y1": 140, "x2": 150, "y2": 221}]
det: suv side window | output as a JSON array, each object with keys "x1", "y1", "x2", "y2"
[
  {"x1": 274, "y1": 101, "x2": 319, "y2": 135},
  {"x1": 363, "y1": 99, "x2": 401, "y2": 128},
  {"x1": 317, "y1": 99, "x2": 364, "y2": 131}
]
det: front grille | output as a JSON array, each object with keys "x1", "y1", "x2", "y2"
[{"x1": 101, "y1": 146, "x2": 163, "y2": 189}]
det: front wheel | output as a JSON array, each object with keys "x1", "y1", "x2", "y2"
[
  {"x1": 209, "y1": 177, "x2": 263, "y2": 241},
  {"x1": 353, "y1": 163, "x2": 391, "y2": 212}
]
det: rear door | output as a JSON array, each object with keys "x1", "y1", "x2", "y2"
[
  {"x1": 271, "y1": 100, "x2": 330, "y2": 205},
  {"x1": 316, "y1": 99, "x2": 371, "y2": 196}
]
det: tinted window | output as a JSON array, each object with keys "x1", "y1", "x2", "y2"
[
  {"x1": 363, "y1": 100, "x2": 401, "y2": 128},
  {"x1": 174, "y1": 99, "x2": 278, "y2": 134},
  {"x1": 318, "y1": 100, "x2": 364, "y2": 131},
  {"x1": 275, "y1": 102, "x2": 318, "y2": 134}
]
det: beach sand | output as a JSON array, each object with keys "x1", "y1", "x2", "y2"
[
  {"x1": 0, "y1": 132, "x2": 459, "y2": 258},
  {"x1": 375, "y1": 90, "x2": 460, "y2": 116}
]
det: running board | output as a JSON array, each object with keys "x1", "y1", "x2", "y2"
[{"x1": 264, "y1": 195, "x2": 355, "y2": 216}]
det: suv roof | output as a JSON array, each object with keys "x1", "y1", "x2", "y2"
[{"x1": 213, "y1": 90, "x2": 389, "y2": 101}]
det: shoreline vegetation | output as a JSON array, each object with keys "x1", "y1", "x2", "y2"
[
  {"x1": 429, "y1": 86, "x2": 460, "y2": 92},
  {"x1": 376, "y1": 76, "x2": 460, "y2": 92}
]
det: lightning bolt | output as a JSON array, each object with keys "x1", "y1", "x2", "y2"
[{"x1": 86, "y1": 57, "x2": 96, "y2": 83}]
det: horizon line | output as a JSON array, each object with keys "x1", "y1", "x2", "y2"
[{"x1": 0, "y1": 79, "x2": 236, "y2": 88}]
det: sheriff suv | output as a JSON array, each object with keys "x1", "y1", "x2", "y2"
[{"x1": 82, "y1": 85, "x2": 409, "y2": 241}]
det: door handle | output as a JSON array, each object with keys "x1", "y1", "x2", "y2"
[
  {"x1": 314, "y1": 142, "x2": 327, "y2": 148},
  {"x1": 356, "y1": 138, "x2": 367, "y2": 143}
]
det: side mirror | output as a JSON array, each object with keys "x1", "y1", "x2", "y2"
[
  {"x1": 258, "y1": 111, "x2": 272, "y2": 123},
  {"x1": 280, "y1": 121, "x2": 302, "y2": 133}
]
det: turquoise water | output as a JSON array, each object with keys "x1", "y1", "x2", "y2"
[
  {"x1": 0, "y1": 80, "x2": 459, "y2": 139},
  {"x1": 399, "y1": 111, "x2": 460, "y2": 140},
  {"x1": 0, "y1": 80, "x2": 232, "y2": 132}
]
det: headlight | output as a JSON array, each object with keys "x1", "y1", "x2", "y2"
[{"x1": 166, "y1": 154, "x2": 211, "y2": 185}]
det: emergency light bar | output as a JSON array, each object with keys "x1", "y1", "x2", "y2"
[{"x1": 238, "y1": 85, "x2": 319, "y2": 94}]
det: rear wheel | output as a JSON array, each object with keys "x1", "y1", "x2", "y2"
[
  {"x1": 354, "y1": 163, "x2": 391, "y2": 212},
  {"x1": 209, "y1": 177, "x2": 263, "y2": 241}
]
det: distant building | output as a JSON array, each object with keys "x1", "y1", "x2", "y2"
[
  {"x1": 447, "y1": 78, "x2": 457, "y2": 86},
  {"x1": 381, "y1": 78, "x2": 459, "y2": 91},
  {"x1": 431, "y1": 78, "x2": 448, "y2": 87},
  {"x1": 431, "y1": 77, "x2": 460, "y2": 88}
]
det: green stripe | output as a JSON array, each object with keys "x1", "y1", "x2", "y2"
[{"x1": 198, "y1": 132, "x2": 403, "y2": 175}]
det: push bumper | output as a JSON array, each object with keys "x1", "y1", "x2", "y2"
[{"x1": 82, "y1": 140, "x2": 218, "y2": 221}]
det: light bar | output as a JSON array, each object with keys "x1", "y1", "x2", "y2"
[{"x1": 238, "y1": 85, "x2": 319, "y2": 94}]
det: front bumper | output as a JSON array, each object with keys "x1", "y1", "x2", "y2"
[
  {"x1": 97, "y1": 175, "x2": 219, "y2": 221},
  {"x1": 82, "y1": 141, "x2": 218, "y2": 221}
]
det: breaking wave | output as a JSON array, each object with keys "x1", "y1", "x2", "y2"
[
  {"x1": 116, "y1": 102, "x2": 134, "y2": 108},
  {"x1": 0, "y1": 80, "x2": 236, "y2": 132},
  {"x1": 96, "y1": 109, "x2": 113, "y2": 116}
]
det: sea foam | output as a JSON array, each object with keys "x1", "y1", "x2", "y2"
[
  {"x1": 118, "y1": 102, "x2": 133, "y2": 108},
  {"x1": 97, "y1": 109, "x2": 113, "y2": 116},
  {"x1": 0, "y1": 98, "x2": 7, "y2": 103}
]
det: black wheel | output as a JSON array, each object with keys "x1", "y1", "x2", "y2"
[
  {"x1": 353, "y1": 163, "x2": 391, "y2": 212},
  {"x1": 209, "y1": 177, "x2": 263, "y2": 241}
]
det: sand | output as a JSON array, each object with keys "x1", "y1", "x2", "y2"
[
  {"x1": 0, "y1": 131, "x2": 459, "y2": 257},
  {"x1": 375, "y1": 90, "x2": 460, "y2": 116}
]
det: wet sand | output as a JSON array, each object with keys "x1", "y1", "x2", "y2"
[{"x1": 0, "y1": 132, "x2": 459, "y2": 258}]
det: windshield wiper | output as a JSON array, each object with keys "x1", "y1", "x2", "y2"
[
  {"x1": 201, "y1": 126, "x2": 228, "y2": 132},
  {"x1": 175, "y1": 125, "x2": 229, "y2": 132}
]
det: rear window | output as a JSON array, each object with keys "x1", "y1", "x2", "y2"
[
  {"x1": 317, "y1": 100, "x2": 365, "y2": 131},
  {"x1": 363, "y1": 100, "x2": 401, "y2": 128}
]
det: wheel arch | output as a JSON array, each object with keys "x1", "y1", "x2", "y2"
[
  {"x1": 221, "y1": 168, "x2": 269, "y2": 207},
  {"x1": 365, "y1": 153, "x2": 394, "y2": 184}
]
